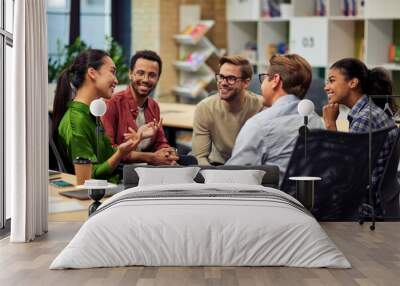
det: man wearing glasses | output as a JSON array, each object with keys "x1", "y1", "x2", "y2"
[
  {"x1": 192, "y1": 55, "x2": 263, "y2": 165},
  {"x1": 102, "y1": 50, "x2": 178, "y2": 165},
  {"x1": 227, "y1": 54, "x2": 323, "y2": 182}
]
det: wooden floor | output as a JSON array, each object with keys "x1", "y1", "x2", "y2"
[{"x1": 0, "y1": 222, "x2": 399, "y2": 286}]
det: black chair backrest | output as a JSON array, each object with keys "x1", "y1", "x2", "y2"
[
  {"x1": 48, "y1": 114, "x2": 74, "y2": 174},
  {"x1": 377, "y1": 128, "x2": 400, "y2": 218},
  {"x1": 280, "y1": 127, "x2": 393, "y2": 221}
]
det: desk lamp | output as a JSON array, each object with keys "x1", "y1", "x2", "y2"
[
  {"x1": 90, "y1": 98, "x2": 107, "y2": 160},
  {"x1": 297, "y1": 99, "x2": 315, "y2": 162},
  {"x1": 290, "y1": 99, "x2": 319, "y2": 211},
  {"x1": 87, "y1": 98, "x2": 107, "y2": 214}
]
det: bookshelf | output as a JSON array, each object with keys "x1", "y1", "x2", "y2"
[
  {"x1": 227, "y1": 0, "x2": 400, "y2": 92},
  {"x1": 173, "y1": 20, "x2": 218, "y2": 101}
]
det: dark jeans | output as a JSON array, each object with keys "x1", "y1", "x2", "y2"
[{"x1": 177, "y1": 154, "x2": 198, "y2": 166}]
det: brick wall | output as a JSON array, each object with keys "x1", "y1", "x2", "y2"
[
  {"x1": 158, "y1": 0, "x2": 180, "y2": 101},
  {"x1": 132, "y1": 0, "x2": 160, "y2": 52},
  {"x1": 131, "y1": 0, "x2": 226, "y2": 101}
]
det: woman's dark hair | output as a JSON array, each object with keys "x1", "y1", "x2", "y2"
[
  {"x1": 331, "y1": 58, "x2": 397, "y2": 115},
  {"x1": 51, "y1": 49, "x2": 110, "y2": 139},
  {"x1": 367, "y1": 67, "x2": 397, "y2": 114},
  {"x1": 129, "y1": 50, "x2": 162, "y2": 75}
]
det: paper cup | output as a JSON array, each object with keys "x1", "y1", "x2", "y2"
[{"x1": 73, "y1": 157, "x2": 92, "y2": 186}]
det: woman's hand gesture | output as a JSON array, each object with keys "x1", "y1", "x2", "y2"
[
  {"x1": 123, "y1": 118, "x2": 163, "y2": 141},
  {"x1": 118, "y1": 128, "x2": 142, "y2": 156}
]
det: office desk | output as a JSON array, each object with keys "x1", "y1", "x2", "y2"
[
  {"x1": 159, "y1": 102, "x2": 196, "y2": 146},
  {"x1": 48, "y1": 173, "x2": 90, "y2": 222},
  {"x1": 49, "y1": 173, "x2": 124, "y2": 221}
]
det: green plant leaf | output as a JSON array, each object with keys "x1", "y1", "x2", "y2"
[{"x1": 48, "y1": 36, "x2": 130, "y2": 84}]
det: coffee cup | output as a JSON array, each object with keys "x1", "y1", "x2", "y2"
[{"x1": 73, "y1": 157, "x2": 92, "y2": 185}]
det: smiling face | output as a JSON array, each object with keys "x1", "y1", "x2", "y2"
[
  {"x1": 129, "y1": 58, "x2": 160, "y2": 98},
  {"x1": 324, "y1": 68, "x2": 355, "y2": 105},
  {"x1": 217, "y1": 63, "x2": 249, "y2": 102},
  {"x1": 91, "y1": 56, "x2": 118, "y2": 99}
]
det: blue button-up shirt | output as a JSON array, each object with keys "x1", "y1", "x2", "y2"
[{"x1": 227, "y1": 95, "x2": 324, "y2": 183}]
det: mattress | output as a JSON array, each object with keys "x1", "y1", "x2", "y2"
[{"x1": 50, "y1": 183, "x2": 351, "y2": 269}]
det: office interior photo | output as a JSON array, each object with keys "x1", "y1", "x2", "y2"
[{"x1": 1, "y1": 0, "x2": 400, "y2": 285}]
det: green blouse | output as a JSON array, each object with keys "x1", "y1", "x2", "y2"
[{"x1": 58, "y1": 101, "x2": 120, "y2": 183}]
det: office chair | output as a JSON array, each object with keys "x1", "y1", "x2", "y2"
[
  {"x1": 48, "y1": 114, "x2": 74, "y2": 174},
  {"x1": 280, "y1": 127, "x2": 393, "y2": 221},
  {"x1": 377, "y1": 128, "x2": 400, "y2": 219}
]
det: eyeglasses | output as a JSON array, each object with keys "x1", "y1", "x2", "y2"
[
  {"x1": 133, "y1": 70, "x2": 159, "y2": 81},
  {"x1": 215, "y1": 74, "x2": 245, "y2": 85},
  {"x1": 258, "y1": 73, "x2": 270, "y2": 84}
]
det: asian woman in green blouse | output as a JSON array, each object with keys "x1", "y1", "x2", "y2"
[{"x1": 52, "y1": 49, "x2": 143, "y2": 183}]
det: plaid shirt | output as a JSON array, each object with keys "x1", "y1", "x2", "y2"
[{"x1": 348, "y1": 95, "x2": 396, "y2": 205}]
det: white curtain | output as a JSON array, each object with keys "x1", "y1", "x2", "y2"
[{"x1": 7, "y1": 0, "x2": 48, "y2": 242}]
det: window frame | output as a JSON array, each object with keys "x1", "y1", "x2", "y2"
[{"x1": 0, "y1": 0, "x2": 14, "y2": 231}]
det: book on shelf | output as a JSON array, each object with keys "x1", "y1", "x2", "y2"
[
  {"x1": 389, "y1": 44, "x2": 400, "y2": 64},
  {"x1": 315, "y1": 0, "x2": 326, "y2": 16},
  {"x1": 179, "y1": 51, "x2": 208, "y2": 66},
  {"x1": 341, "y1": 0, "x2": 364, "y2": 16},
  {"x1": 354, "y1": 22, "x2": 364, "y2": 61},
  {"x1": 260, "y1": 0, "x2": 282, "y2": 18},
  {"x1": 265, "y1": 42, "x2": 288, "y2": 61},
  {"x1": 181, "y1": 23, "x2": 209, "y2": 39},
  {"x1": 356, "y1": 0, "x2": 365, "y2": 16}
]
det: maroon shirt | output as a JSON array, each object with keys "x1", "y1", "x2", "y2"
[{"x1": 101, "y1": 86, "x2": 170, "y2": 151}]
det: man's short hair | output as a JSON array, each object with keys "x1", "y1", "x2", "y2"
[
  {"x1": 130, "y1": 50, "x2": 162, "y2": 75},
  {"x1": 219, "y1": 55, "x2": 253, "y2": 80},
  {"x1": 268, "y1": 54, "x2": 312, "y2": 99}
]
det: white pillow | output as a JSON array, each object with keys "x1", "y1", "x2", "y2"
[
  {"x1": 200, "y1": 169, "x2": 266, "y2": 185},
  {"x1": 135, "y1": 167, "x2": 201, "y2": 186}
]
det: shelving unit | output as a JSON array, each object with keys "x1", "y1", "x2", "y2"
[
  {"x1": 173, "y1": 20, "x2": 218, "y2": 101},
  {"x1": 227, "y1": 0, "x2": 400, "y2": 91}
]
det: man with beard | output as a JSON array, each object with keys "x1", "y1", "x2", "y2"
[
  {"x1": 192, "y1": 55, "x2": 263, "y2": 165},
  {"x1": 102, "y1": 50, "x2": 178, "y2": 165}
]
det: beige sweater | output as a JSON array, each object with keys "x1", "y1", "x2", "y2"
[{"x1": 192, "y1": 92, "x2": 263, "y2": 165}]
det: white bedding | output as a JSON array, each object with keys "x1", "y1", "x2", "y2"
[{"x1": 50, "y1": 183, "x2": 351, "y2": 269}]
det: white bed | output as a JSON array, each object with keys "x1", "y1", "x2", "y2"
[{"x1": 50, "y1": 183, "x2": 351, "y2": 269}]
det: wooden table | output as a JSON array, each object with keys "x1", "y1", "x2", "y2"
[
  {"x1": 159, "y1": 102, "x2": 196, "y2": 146},
  {"x1": 48, "y1": 173, "x2": 90, "y2": 222},
  {"x1": 49, "y1": 173, "x2": 124, "y2": 221},
  {"x1": 159, "y1": 102, "x2": 195, "y2": 129}
]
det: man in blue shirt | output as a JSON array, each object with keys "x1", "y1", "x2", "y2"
[{"x1": 227, "y1": 54, "x2": 323, "y2": 183}]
